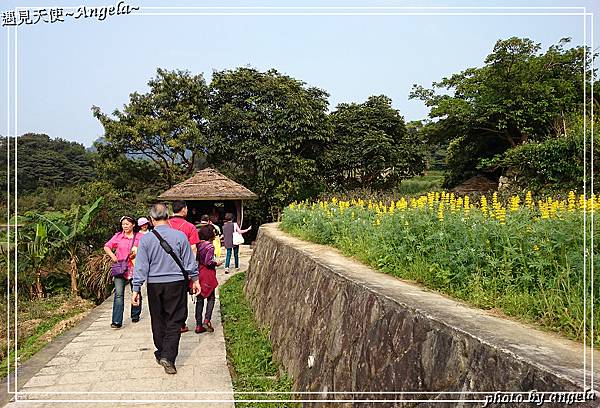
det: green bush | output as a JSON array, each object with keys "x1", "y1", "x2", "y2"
[{"x1": 479, "y1": 117, "x2": 600, "y2": 194}]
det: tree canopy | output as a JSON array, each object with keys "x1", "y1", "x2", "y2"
[
  {"x1": 207, "y1": 67, "x2": 331, "y2": 221},
  {"x1": 324, "y1": 95, "x2": 426, "y2": 190},
  {"x1": 0, "y1": 133, "x2": 95, "y2": 195},
  {"x1": 410, "y1": 37, "x2": 593, "y2": 187},
  {"x1": 92, "y1": 68, "x2": 210, "y2": 187}
]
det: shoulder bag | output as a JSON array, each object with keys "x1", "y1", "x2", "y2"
[
  {"x1": 232, "y1": 224, "x2": 245, "y2": 246},
  {"x1": 111, "y1": 232, "x2": 137, "y2": 278}
]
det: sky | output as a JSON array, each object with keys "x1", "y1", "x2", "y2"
[{"x1": 1, "y1": 0, "x2": 599, "y2": 148}]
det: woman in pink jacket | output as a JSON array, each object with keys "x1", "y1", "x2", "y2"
[{"x1": 104, "y1": 216, "x2": 141, "y2": 328}]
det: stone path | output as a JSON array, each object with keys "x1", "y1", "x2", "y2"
[{"x1": 3, "y1": 246, "x2": 253, "y2": 408}]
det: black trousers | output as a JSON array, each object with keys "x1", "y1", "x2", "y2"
[{"x1": 147, "y1": 280, "x2": 187, "y2": 364}]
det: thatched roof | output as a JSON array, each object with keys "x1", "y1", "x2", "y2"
[{"x1": 158, "y1": 168, "x2": 257, "y2": 201}]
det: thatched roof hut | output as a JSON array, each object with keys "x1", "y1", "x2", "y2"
[{"x1": 158, "y1": 168, "x2": 257, "y2": 227}]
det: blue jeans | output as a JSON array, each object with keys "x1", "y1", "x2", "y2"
[
  {"x1": 112, "y1": 277, "x2": 142, "y2": 325},
  {"x1": 225, "y1": 246, "x2": 239, "y2": 269}
]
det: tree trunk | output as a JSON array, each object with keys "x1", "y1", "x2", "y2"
[
  {"x1": 69, "y1": 253, "x2": 79, "y2": 297},
  {"x1": 34, "y1": 270, "x2": 44, "y2": 298}
]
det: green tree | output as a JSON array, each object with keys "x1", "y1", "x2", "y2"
[
  {"x1": 0, "y1": 134, "x2": 95, "y2": 195},
  {"x1": 92, "y1": 68, "x2": 210, "y2": 187},
  {"x1": 208, "y1": 67, "x2": 331, "y2": 221},
  {"x1": 325, "y1": 96, "x2": 426, "y2": 190},
  {"x1": 411, "y1": 37, "x2": 593, "y2": 187}
]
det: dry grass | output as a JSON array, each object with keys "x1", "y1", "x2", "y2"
[{"x1": 81, "y1": 251, "x2": 113, "y2": 301}]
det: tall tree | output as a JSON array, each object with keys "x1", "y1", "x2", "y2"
[
  {"x1": 92, "y1": 68, "x2": 209, "y2": 187},
  {"x1": 324, "y1": 95, "x2": 426, "y2": 190},
  {"x1": 208, "y1": 67, "x2": 331, "y2": 221},
  {"x1": 410, "y1": 37, "x2": 593, "y2": 187}
]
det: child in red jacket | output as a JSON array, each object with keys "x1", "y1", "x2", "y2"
[{"x1": 195, "y1": 226, "x2": 222, "y2": 333}]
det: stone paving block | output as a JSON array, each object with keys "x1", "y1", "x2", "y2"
[
  {"x1": 60, "y1": 341, "x2": 89, "y2": 350},
  {"x1": 125, "y1": 366, "x2": 164, "y2": 379},
  {"x1": 113, "y1": 343, "x2": 146, "y2": 352},
  {"x1": 21, "y1": 375, "x2": 59, "y2": 388},
  {"x1": 38, "y1": 362, "x2": 100, "y2": 376},
  {"x1": 92, "y1": 338, "x2": 120, "y2": 346},
  {"x1": 44, "y1": 356, "x2": 80, "y2": 366},
  {"x1": 102, "y1": 358, "x2": 158, "y2": 370},
  {"x1": 89, "y1": 378, "x2": 164, "y2": 392},
  {"x1": 55, "y1": 369, "x2": 129, "y2": 385},
  {"x1": 79, "y1": 350, "x2": 141, "y2": 363},
  {"x1": 79, "y1": 345, "x2": 114, "y2": 355},
  {"x1": 54, "y1": 349, "x2": 85, "y2": 359}
]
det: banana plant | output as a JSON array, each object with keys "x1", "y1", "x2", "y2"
[
  {"x1": 27, "y1": 222, "x2": 49, "y2": 298},
  {"x1": 29, "y1": 197, "x2": 103, "y2": 297}
]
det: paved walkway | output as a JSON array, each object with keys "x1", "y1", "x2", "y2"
[{"x1": 4, "y1": 246, "x2": 253, "y2": 407}]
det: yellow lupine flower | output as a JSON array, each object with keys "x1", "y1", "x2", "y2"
[
  {"x1": 568, "y1": 191, "x2": 576, "y2": 212},
  {"x1": 549, "y1": 201, "x2": 559, "y2": 218},
  {"x1": 437, "y1": 202, "x2": 444, "y2": 222},
  {"x1": 456, "y1": 197, "x2": 463, "y2": 213},
  {"x1": 525, "y1": 191, "x2": 533, "y2": 209},
  {"x1": 480, "y1": 196, "x2": 488, "y2": 216},
  {"x1": 496, "y1": 207, "x2": 506, "y2": 224},
  {"x1": 539, "y1": 200, "x2": 550, "y2": 219},
  {"x1": 509, "y1": 196, "x2": 520, "y2": 212},
  {"x1": 588, "y1": 198, "x2": 595, "y2": 213}
]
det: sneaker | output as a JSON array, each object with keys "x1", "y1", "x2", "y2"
[
  {"x1": 132, "y1": 318, "x2": 140, "y2": 323},
  {"x1": 203, "y1": 321, "x2": 214, "y2": 333},
  {"x1": 180, "y1": 325, "x2": 189, "y2": 333},
  {"x1": 110, "y1": 323, "x2": 121, "y2": 329},
  {"x1": 224, "y1": 268, "x2": 230, "y2": 274},
  {"x1": 195, "y1": 324, "x2": 207, "y2": 334},
  {"x1": 159, "y1": 358, "x2": 177, "y2": 374}
]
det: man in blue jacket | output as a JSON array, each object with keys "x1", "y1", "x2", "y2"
[{"x1": 132, "y1": 203, "x2": 200, "y2": 374}]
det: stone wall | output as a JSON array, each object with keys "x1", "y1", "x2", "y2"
[{"x1": 244, "y1": 223, "x2": 600, "y2": 407}]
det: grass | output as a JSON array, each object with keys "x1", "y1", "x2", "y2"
[
  {"x1": 220, "y1": 272, "x2": 299, "y2": 407},
  {"x1": 0, "y1": 294, "x2": 94, "y2": 379},
  {"x1": 396, "y1": 170, "x2": 444, "y2": 195}
]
